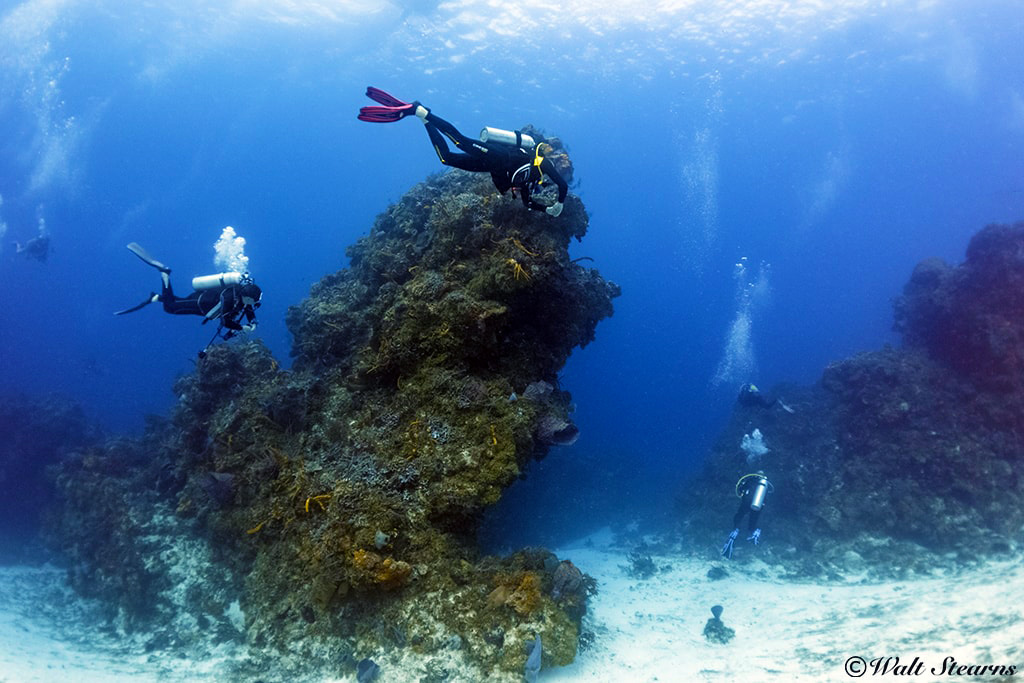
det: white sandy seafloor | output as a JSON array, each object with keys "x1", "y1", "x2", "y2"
[
  {"x1": 548, "y1": 529, "x2": 1024, "y2": 682},
  {"x1": 2, "y1": 528, "x2": 1022, "y2": 683},
  {"x1": 0, "y1": 563, "x2": 238, "y2": 683}
]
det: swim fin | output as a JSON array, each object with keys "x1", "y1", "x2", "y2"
[
  {"x1": 358, "y1": 86, "x2": 415, "y2": 122},
  {"x1": 114, "y1": 293, "x2": 159, "y2": 315},
  {"x1": 365, "y1": 86, "x2": 410, "y2": 108},
  {"x1": 126, "y1": 242, "x2": 171, "y2": 273},
  {"x1": 357, "y1": 106, "x2": 414, "y2": 122}
]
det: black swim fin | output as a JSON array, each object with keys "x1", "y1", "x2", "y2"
[
  {"x1": 114, "y1": 293, "x2": 159, "y2": 315},
  {"x1": 126, "y1": 242, "x2": 171, "y2": 273}
]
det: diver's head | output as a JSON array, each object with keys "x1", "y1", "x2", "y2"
[
  {"x1": 537, "y1": 142, "x2": 554, "y2": 157},
  {"x1": 241, "y1": 283, "x2": 262, "y2": 307}
]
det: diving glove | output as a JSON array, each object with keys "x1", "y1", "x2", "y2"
[
  {"x1": 721, "y1": 528, "x2": 739, "y2": 559},
  {"x1": 748, "y1": 528, "x2": 761, "y2": 545},
  {"x1": 546, "y1": 202, "x2": 563, "y2": 217}
]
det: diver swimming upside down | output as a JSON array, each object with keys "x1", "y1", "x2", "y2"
[{"x1": 358, "y1": 87, "x2": 569, "y2": 217}]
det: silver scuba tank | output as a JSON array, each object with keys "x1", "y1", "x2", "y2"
[
  {"x1": 192, "y1": 272, "x2": 244, "y2": 291},
  {"x1": 749, "y1": 476, "x2": 769, "y2": 511},
  {"x1": 480, "y1": 126, "x2": 536, "y2": 149}
]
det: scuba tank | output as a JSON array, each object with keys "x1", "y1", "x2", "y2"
[
  {"x1": 749, "y1": 475, "x2": 769, "y2": 511},
  {"x1": 480, "y1": 126, "x2": 536, "y2": 149},
  {"x1": 192, "y1": 272, "x2": 244, "y2": 291}
]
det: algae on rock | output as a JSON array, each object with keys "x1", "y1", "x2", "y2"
[
  {"x1": 677, "y1": 221, "x2": 1024, "y2": 578},
  {"x1": 48, "y1": 169, "x2": 618, "y2": 680}
]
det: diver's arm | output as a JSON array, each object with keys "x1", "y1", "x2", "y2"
[
  {"x1": 537, "y1": 158, "x2": 567, "y2": 216},
  {"x1": 541, "y1": 158, "x2": 568, "y2": 202},
  {"x1": 241, "y1": 306, "x2": 258, "y2": 331}
]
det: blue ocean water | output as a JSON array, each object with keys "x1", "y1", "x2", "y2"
[{"x1": 1, "y1": 0, "x2": 1022, "y2": 547}]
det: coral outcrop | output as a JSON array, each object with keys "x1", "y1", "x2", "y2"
[
  {"x1": 894, "y1": 221, "x2": 1024, "y2": 390},
  {"x1": 47, "y1": 168, "x2": 616, "y2": 679},
  {"x1": 0, "y1": 394, "x2": 102, "y2": 552},
  {"x1": 679, "y1": 222, "x2": 1024, "y2": 577}
]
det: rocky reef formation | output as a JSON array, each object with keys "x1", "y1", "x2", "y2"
[
  {"x1": 0, "y1": 394, "x2": 102, "y2": 554},
  {"x1": 894, "y1": 221, "x2": 1024, "y2": 390},
  {"x1": 46, "y1": 169, "x2": 616, "y2": 680},
  {"x1": 679, "y1": 222, "x2": 1024, "y2": 578}
]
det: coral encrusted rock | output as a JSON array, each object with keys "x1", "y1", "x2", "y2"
[
  {"x1": 47, "y1": 169, "x2": 618, "y2": 680},
  {"x1": 894, "y1": 221, "x2": 1024, "y2": 390},
  {"x1": 0, "y1": 394, "x2": 102, "y2": 550},
  {"x1": 678, "y1": 221, "x2": 1024, "y2": 578}
]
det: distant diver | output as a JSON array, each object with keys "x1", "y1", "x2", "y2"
[
  {"x1": 115, "y1": 242, "x2": 261, "y2": 353},
  {"x1": 721, "y1": 471, "x2": 773, "y2": 559},
  {"x1": 737, "y1": 383, "x2": 795, "y2": 413},
  {"x1": 13, "y1": 235, "x2": 50, "y2": 262},
  {"x1": 358, "y1": 86, "x2": 569, "y2": 217}
]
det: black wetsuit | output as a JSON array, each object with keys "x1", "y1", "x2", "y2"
[
  {"x1": 732, "y1": 478, "x2": 768, "y2": 532},
  {"x1": 737, "y1": 384, "x2": 777, "y2": 409},
  {"x1": 160, "y1": 280, "x2": 257, "y2": 333},
  {"x1": 422, "y1": 112, "x2": 568, "y2": 212}
]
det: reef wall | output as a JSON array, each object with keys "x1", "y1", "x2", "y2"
[
  {"x1": 679, "y1": 222, "x2": 1024, "y2": 577},
  {"x1": 0, "y1": 394, "x2": 102, "y2": 554},
  {"x1": 46, "y1": 169, "x2": 616, "y2": 680}
]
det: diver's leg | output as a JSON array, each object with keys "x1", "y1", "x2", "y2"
[
  {"x1": 423, "y1": 112, "x2": 483, "y2": 154},
  {"x1": 159, "y1": 276, "x2": 175, "y2": 308},
  {"x1": 732, "y1": 500, "x2": 748, "y2": 529},
  {"x1": 161, "y1": 293, "x2": 182, "y2": 314},
  {"x1": 424, "y1": 122, "x2": 490, "y2": 172},
  {"x1": 748, "y1": 509, "x2": 761, "y2": 532},
  {"x1": 424, "y1": 121, "x2": 454, "y2": 162},
  {"x1": 162, "y1": 287, "x2": 205, "y2": 317}
]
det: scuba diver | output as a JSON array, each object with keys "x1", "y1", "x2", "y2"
[
  {"x1": 737, "y1": 383, "x2": 795, "y2": 413},
  {"x1": 358, "y1": 87, "x2": 569, "y2": 217},
  {"x1": 721, "y1": 471, "x2": 773, "y2": 559},
  {"x1": 115, "y1": 243, "x2": 261, "y2": 354},
  {"x1": 13, "y1": 235, "x2": 50, "y2": 262}
]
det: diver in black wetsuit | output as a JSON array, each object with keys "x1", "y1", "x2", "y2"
[
  {"x1": 721, "y1": 471, "x2": 772, "y2": 559},
  {"x1": 420, "y1": 111, "x2": 569, "y2": 215},
  {"x1": 115, "y1": 242, "x2": 261, "y2": 345},
  {"x1": 358, "y1": 87, "x2": 569, "y2": 216},
  {"x1": 13, "y1": 235, "x2": 50, "y2": 262},
  {"x1": 737, "y1": 383, "x2": 795, "y2": 413}
]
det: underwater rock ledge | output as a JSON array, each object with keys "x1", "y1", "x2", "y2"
[
  {"x1": 47, "y1": 170, "x2": 617, "y2": 680},
  {"x1": 678, "y1": 221, "x2": 1024, "y2": 579},
  {"x1": 0, "y1": 394, "x2": 103, "y2": 556}
]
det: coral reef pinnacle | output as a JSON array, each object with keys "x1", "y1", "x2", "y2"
[
  {"x1": 678, "y1": 221, "x2": 1024, "y2": 579},
  {"x1": 47, "y1": 168, "x2": 617, "y2": 679}
]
